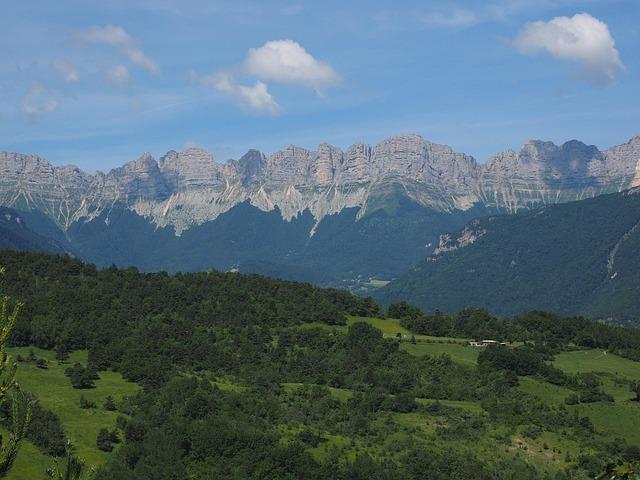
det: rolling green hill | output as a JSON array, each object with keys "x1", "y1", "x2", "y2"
[
  {"x1": 2, "y1": 252, "x2": 640, "y2": 479},
  {"x1": 4, "y1": 347, "x2": 138, "y2": 479}
]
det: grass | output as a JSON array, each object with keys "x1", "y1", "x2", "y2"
[
  {"x1": 518, "y1": 377, "x2": 573, "y2": 404},
  {"x1": 1, "y1": 431, "x2": 51, "y2": 480},
  {"x1": 520, "y1": 351, "x2": 640, "y2": 446},
  {"x1": 346, "y1": 316, "x2": 410, "y2": 336},
  {"x1": 553, "y1": 350, "x2": 640, "y2": 381},
  {"x1": 575, "y1": 401, "x2": 640, "y2": 444},
  {"x1": 6, "y1": 347, "x2": 139, "y2": 479},
  {"x1": 400, "y1": 342, "x2": 480, "y2": 366}
]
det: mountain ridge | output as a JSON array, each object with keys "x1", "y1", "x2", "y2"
[{"x1": 2, "y1": 133, "x2": 639, "y2": 235}]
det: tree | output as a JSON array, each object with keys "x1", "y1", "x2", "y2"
[
  {"x1": 46, "y1": 441, "x2": 94, "y2": 480},
  {"x1": 630, "y1": 381, "x2": 640, "y2": 402},
  {"x1": 65, "y1": 364, "x2": 96, "y2": 389},
  {"x1": 79, "y1": 396, "x2": 96, "y2": 410},
  {"x1": 55, "y1": 344, "x2": 69, "y2": 362},
  {"x1": 103, "y1": 396, "x2": 117, "y2": 411},
  {"x1": 0, "y1": 266, "x2": 31, "y2": 477},
  {"x1": 96, "y1": 428, "x2": 113, "y2": 452}
]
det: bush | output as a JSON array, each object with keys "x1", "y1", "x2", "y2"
[
  {"x1": 65, "y1": 363, "x2": 97, "y2": 389},
  {"x1": 103, "y1": 395, "x2": 117, "y2": 411},
  {"x1": 97, "y1": 428, "x2": 113, "y2": 452},
  {"x1": 79, "y1": 395, "x2": 96, "y2": 409},
  {"x1": 564, "y1": 394, "x2": 579, "y2": 405}
]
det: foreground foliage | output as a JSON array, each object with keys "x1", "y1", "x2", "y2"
[
  {"x1": 0, "y1": 267, "x2": 30, "y2": 477},
  {"x1": 1, "y1": 251, "x2": 640, "y2": 479}
]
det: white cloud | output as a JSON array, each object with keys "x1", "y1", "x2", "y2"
[
  {"x1": 195, "y1": 71, "x2": 280, "y2": 114},
  {"x1": 51, "y1": 59, "x2": 80, "y2": 82},
  {"x1": 106, "y1": 64, "x2": 131, "y2": 87},
  {"x1": 79, "y1": 24, "x2": 158, "y2": 74},
  {"x1": 244, "y1": 40, "x2": 340, "y2": 92},
  {"x1": 21, "y1": 83, "x2": 58, "y2": 119},
  {"x1": 515, "y1": 13, "x2": 625, "y2": 85}
]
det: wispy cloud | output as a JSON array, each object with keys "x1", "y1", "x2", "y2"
[
  {"x1": 79, "y1": 24, "x2": 158, "y2": 74},
  {"x1": 51, "y1": 59, "x2": 80, "y2": 82},
  {"x1": 105, "y1": 64, "x2": 131, "y2": 87},
  {"x1": 21, "y1": 83, "x2": 58, "y2": 119},
  {"x1": 193, "y1": 70, "x2": 280, "y2": 114},
  {"x1": 515, "y1": 13, "x2": 625, "y2": 85},
  {"x1": 421, "y1": 0, "x2": 563, "y2": 29}
]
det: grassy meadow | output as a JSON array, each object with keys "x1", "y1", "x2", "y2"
[{"x1": 6, "y1": 347, "x2": 139, "y2": 479}]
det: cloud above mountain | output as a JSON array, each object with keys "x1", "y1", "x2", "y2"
[
  {"x1": 244, "y1": 40, "x2": 340, "y2": 93},
  {"x1": 515, "y1": 13, "x2": 624, "y2": 85},
  {"x1": 79, "y1": 24, "x2": 159, "y2": 74},
  {"x1": 194, "y1": 71, "x2": 280, "y2": 114},
  {"x1": 21, "y1": 83, "x2": 58, "y2": 120},
  {"x1": 195, "y1": 39, "x2": 339, "y2": 113}
]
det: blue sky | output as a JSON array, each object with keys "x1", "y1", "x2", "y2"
[{"x1": 1, "y1": 0, "x2": 638, "y2": 172}]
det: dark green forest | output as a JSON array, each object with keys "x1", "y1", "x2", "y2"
[
  {"x1": 378, "y1": 189, "x2": 640, "y2": 323},
  {"x1": 2, "y1": 250, "x2": 640, "y2": 479}
]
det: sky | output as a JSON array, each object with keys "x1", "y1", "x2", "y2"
[{"x1": 1, "y1": 0, "x2": 639, "y2": 172}]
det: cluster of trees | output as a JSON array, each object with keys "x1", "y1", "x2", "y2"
[
  {"x1": 392, "y1": 302, "x2": 640, "y2": 360},
  {"x1": 65, "y1": 363, "x2": 99, "y2": 389}
]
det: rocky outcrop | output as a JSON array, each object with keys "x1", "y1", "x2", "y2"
[{"x1": 0, "y1": 134, "x2": 638, "y2": 235}]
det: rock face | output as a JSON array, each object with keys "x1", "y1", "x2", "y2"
[{"x1": 1, "y1": 134, "x2": 639, "y2": 235}]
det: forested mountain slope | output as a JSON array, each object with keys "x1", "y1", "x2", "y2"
[
  {"x1": 0, "y1": 207, "x2": 69, "y2": 255},
  {"x1": 377, "y1": 188, "x2": 640, "y2": 323}
]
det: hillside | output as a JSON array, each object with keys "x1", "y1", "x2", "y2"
[
  {"x1": 377, "y1": 188, "x2": 640, "y2": 322},
  {"x1": 2, "y1": 252, "x2": 640, "y2": 478},
  {"x1": 0, "y1": 207, "x2": 69, "y2": 255}
]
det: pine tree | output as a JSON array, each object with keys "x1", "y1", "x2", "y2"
[
  {"x1": 0, "y1": 266, "x2": 31, "y2": 477},
  {"x1": 46, "y1": 441, "x2": 94, "y2": 480}
]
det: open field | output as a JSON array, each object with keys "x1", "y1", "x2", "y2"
[
  {"x1": 553, "y1": 350, "x2": 640, "y2": 380},
  {"x1": 346, "y1": 316, "x2": 410, "y2": 336},
  {"x1": 520, "y1": 352, "x2": 640, "y2": 445},
  {"x1": 400, "y1": 342, "x2": 480, "y2": 366},
  {"x1": 6, "y1": 347, "x2": 139, "y2": 479}
]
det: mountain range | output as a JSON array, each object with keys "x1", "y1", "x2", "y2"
[{"x1": 1, "y1": 133, "x2": 639, "y2": 289}]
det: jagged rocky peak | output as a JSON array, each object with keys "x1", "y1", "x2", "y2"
[
  {"x1": 0, "y1": 151, "x2": 55, "y2": 177},
  {"x1": 604, "y1": 134, "x2": 640, "y2": 185},
  {"x1": 265, "y1": 145, "x2": 316, "y2": 187},
  {"x1": 0, "y1": 133, "x2": 639, "y2": 234},
  {"x1": 312, "y1": 143, "x2": 341, "y2": 186},
  {"x1": 105, "y1": 152, "x2": 170, "y2": 201},
  {"x1": 236, "y1": 149, "x2": 267, "y2": 187},
  {"x1": 113, "y1": 152, "x2": 159, "y2": 175},
  {"x1": 371, "y1": 134, "x2": 479, "y2": 189},
  {"x1": 341, "y1": 142, "x2": 372, "y2": 184},
  {"x1": 484, "y1": 139, "x2": 603, "y2": 176},
  {"x1": 158, "y1": 147, "x2": 224, "y2": 190}
]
